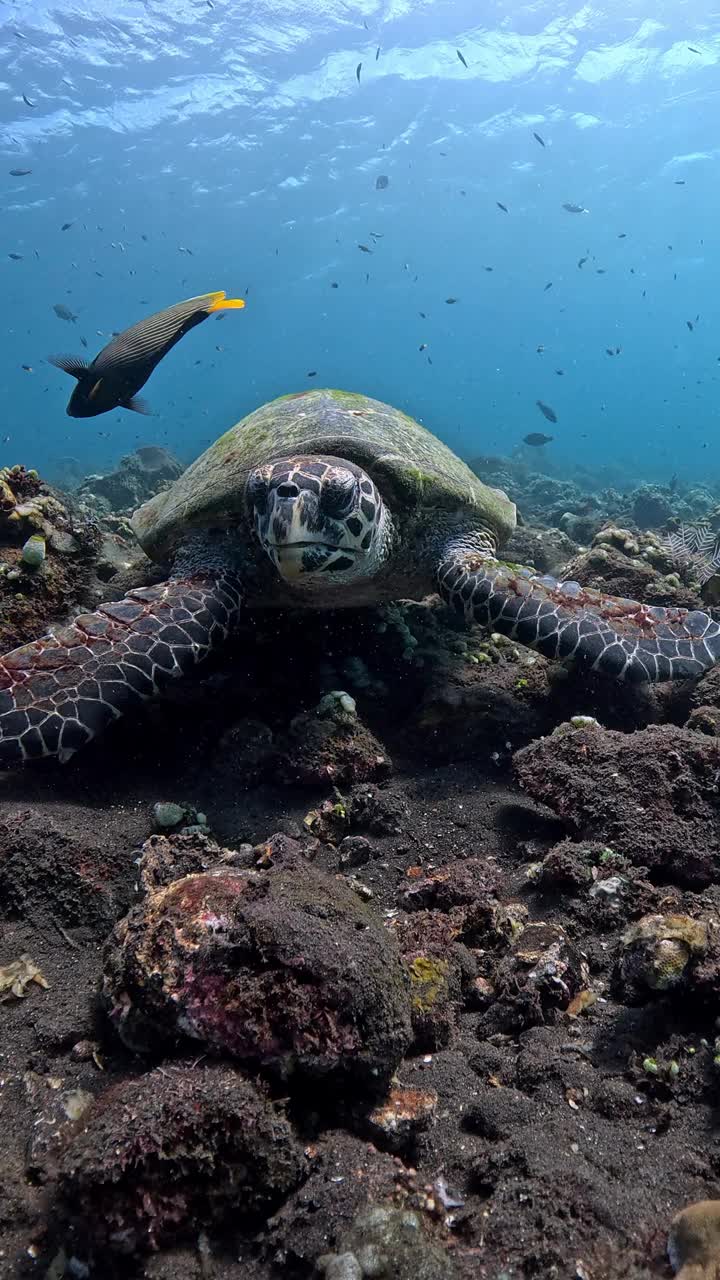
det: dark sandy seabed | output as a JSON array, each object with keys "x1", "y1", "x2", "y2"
[{"x1": 4, "y1": 460, "x2": 720, "y2": 1280}]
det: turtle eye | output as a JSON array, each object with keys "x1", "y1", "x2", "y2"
[
  {"x1": 247, "y1": 472, "x2": 268, "y2": 515},
  {"x1": 320, "y1": 473, "x2": 356, "y2": 517}
]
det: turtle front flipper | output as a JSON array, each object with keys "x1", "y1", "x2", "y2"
[
  {"x1": 437, "y1": 551, "x2": 720, "y2": 681},
  {"x1": 0, "y1": 571, "x2": 243, "y2": 766}
]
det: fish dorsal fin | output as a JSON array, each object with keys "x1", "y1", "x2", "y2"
[{"x1": 48, "y1": 354, "x2": 89, "y2": 380}]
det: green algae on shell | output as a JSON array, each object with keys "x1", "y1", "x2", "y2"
[{"x1": 131, "y1": 388, "x2": 516, "y2": 564}]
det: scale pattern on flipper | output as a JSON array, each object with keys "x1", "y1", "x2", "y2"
[
  {"x1": 0, "y1": 571, "x2": 243, "y2": 765},
  {"x1": 438, "y1": 554, "x2": 720, "y2": 682}
]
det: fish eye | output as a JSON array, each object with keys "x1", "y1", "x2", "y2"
[{"x1": 320, "y1": 473, "x2": 356, "y2": 517}]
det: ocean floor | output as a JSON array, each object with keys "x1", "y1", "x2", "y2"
[{"x1": 3, "y1": 457, "x2": 720, "y2": 1279}]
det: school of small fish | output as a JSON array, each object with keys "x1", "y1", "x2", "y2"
[{"x1": 1, "y1": 24, "x2": 713, "y2": 458}]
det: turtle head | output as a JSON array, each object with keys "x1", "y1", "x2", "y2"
[{"x1": 246, "y1": 454, "x2": 391, "y2": 586}]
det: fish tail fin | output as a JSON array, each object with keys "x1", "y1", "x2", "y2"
[
  {"x1": 206, "y1": 291, "x2": 246, "y2": 312},
  {"x1": 48, "y1": 354, "x2": 88, "y2": 379}
]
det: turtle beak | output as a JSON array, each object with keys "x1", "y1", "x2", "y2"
[{"x1": 271, "y1": 543, "x2": 320, "y2": 581}]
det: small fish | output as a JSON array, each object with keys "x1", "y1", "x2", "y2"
[
  {"x1": 60, "y1": 221, "x2": 74, "y2": 231},
  {"x1": 605, "y1": 347, "x2": 615, "y2": 356},
  {"x1": 369, "y1": 231, "x2": 384, "y2": 238},
  {"x1": 419, "y1": 343, "x2": 428, "y2": 351},
  {"x1": 533, "y1": 132, "x2": 546, "y2": 147},
  {"x1": 375, "y1": 45, "x2": 380, "y2": 60},
  {"x1": 445, "y1": 297, "x2": 458, "y2": 304},
  {"x1": 562, "y1": 202, "x2": 588, "y2": 213},
  {"x1": 496, "y1": 201, "x2": 509, "y2": 213},
  {"x1": 307, "y1": 370, "x2": 317, "y2": 377},
  {"x1": 8, "y1": 253, "x2": 22, "y2": 261},
  {"x1": 687, "y1": 319, "x2": 694, "y2": 331},
  {"x1": 535, "y1": 400, "x2": 558, "y2": 423},
  {"x1": 356, "y1": 62, "x2": 362, "y2": 83},
  {"x1": 688, "y1": 46, "x2": 701, "y2": 54},
  {"x1": 21, "y1": 364, "x2": 32, "y2": 372},
  {"x1": 674, "y1": 179, "x2": 686, "y2": 185},
  {"x1": 484, "y1": 266, "x2": 493, "y2": 272},
  {"x1": 9, "y1": 168, "x2": 32, "y2": 177},
  {"x1": 596, "y1": 268, "x2": 606, "y2": 274},
  {"x1": 330, "y1": 281, "x2": 339, "y2": 288},
  {"x1": 53, "y1": 304, "x2": 77, "y2": 322},
  {"x1": 577, "y1": 256, "x2": 588, "y2": 268},
  {"x1": 48, "y1": 289, "x2": 245, "y2": 419},
  {"x1": 22, "y1": 94, "x2": 36, "y2": 108},
  {"x1": 544, "y1": 282, "x2": 553, "y2": 291},
  {"x1": 375, "y1": 175, "x2": 389, "y2": 190},
  {"x1": 555, "y1": 369, "x2": 564, "y2": 376},
  {"x1": 80, "y1": 336, "x2": 88, "y2": 348},
  {"x1": 456, "y1": 49, "x2": 468, "y2": 68},
  {"x1": 358, "y1": 244, "x2": 373, "y2": 253},
  {"x1": 617, "y1": 232, "x2": 627, "y2": 238},
  {"x1": 536, "y1": 344, "x2": 545, "y2": 354},
  {"x1": 523, "y1": 432, "x2": 553, "y2": 446}
]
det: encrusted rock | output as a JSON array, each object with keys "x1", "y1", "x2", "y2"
[
  {"x1": 686, "y1": 705, "x2": 720, "y2": 737},
  {"x1": 0, "y1": 464, "x2": 102, "y2": 651},
  {"x1": 613, "y1": 913, "x2": 708, "y2": 1003},
  {"x1": 102, "y1": 857, "x2": 411, "y2": 1093},
  {"x1": 137, "y1": 830, "x2": 239, "y2": 894},
  {"x1": 76, "y1": 447, "x2": 183, "y2": 513},
  {"x1": 398, "y1": 859, "x2": 518, "y2": 949},
  {"x1": 366, "y1": 1086, "x2": 438, "y2": 1155},
  {"x1": 56, "y1": 1064, "x2": 305, "y2": 1260},
  {"x1": 515, "y1": 723, "x2": 720, "y2": 887},
  {"x1": 526, "y1": 840, "x2": 597, "y2": 894},
  {"x1": 317, "y1": 1204, "x2": 458, "y2": 1280},
  {"x1": 668, "y1": 1199, "x2": 720, "y2": 1279},
  {"x1": 277, "y1": 694, "x2": 391, "y2": 786},
  {"x1": 478, "y1": 921, "x2": 589, "y2": 1035}
]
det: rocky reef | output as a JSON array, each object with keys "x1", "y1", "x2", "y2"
[
  {"x1": 76, "y1": 445, "x2": 184, "y2": 515},
  {"x1": 0, "y1": 464, "x2": 103, "y2": 652},
  {"x1": 6, "y1": 447, "x2": 720, "y2": 1280}
]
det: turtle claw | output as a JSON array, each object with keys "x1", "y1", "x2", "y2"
[{"x1": 437, "y1": 553, "x2": 720, "y2": 682}]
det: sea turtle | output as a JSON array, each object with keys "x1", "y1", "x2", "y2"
[{"x1": 1, "y1": 388, "x2": 719, "y2": 766}]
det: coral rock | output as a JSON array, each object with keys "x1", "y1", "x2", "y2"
[
  {"x1": 613, "y1": 913, "x2": 708, "y2": 1002},
  {"x1": 478, "y1": 921, "x2": 589, "y2": 1035},
  {"x1": 76, "y1": 447, "x2": 183, "y2": 513},
  {"x1": 668, "y1": 1199, "x2": 720, "y2": 1279},
  {"x1": 57, "y1": 1064, "x2": 305, "y2": 1260},
  {"x1": 102, "y1": 857, "x2": 412, "y2": 1092},
  {"x1": 515, "y1": 723, "x2": 720, "y2": 888},
  {"x1": 278, "y1": 696, "x2": 391, "y2": 786},
  {"x1": 317, "y1": 1204, "x2": 458, "y2": 1280},
  {"x1": 366, "y1": 1086, "x2": 438, "y2": 1155}
]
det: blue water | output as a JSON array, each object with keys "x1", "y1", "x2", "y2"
[{"x1": 1, "y1": 0, "x2": 719, "y2": 488}]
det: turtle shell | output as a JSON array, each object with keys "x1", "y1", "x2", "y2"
[{"x1": 131, "y1": 389, "x2": 516, "y2": 563}]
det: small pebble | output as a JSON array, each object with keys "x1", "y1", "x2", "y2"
[{"x1": 152, "y1": 801, "x2": 186, "y2": 829}]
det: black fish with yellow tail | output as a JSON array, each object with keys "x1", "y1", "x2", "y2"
[{"x1": 49, "y1": 289, "x2": 245, "y2": 417}]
